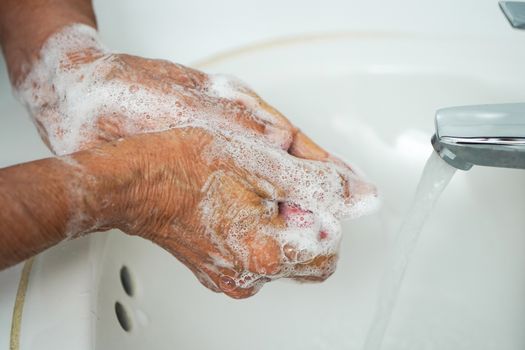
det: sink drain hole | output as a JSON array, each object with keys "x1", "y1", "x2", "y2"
[
  {"x1": 120, "y1": 265, "x2": 134, "y2": 297},
  {"x1": 115, "y1": 301, "x2": 132, "y2": 332}
]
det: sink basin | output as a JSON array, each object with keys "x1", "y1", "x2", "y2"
[{"x1": 2, "y1": 34, "x2": 525, "y2": 350}]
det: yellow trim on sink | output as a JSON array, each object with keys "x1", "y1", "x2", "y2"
[
  {"x1": 9, "y1": 258, "x2": 34, "y2": 350},
  {"x1": 194, "y1": 31, "x2": 398, "y2": 68}
]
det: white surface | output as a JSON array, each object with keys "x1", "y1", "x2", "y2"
[
  {"x1": 17, "y1": 236, "x2": 110, "y2": 350},
  {"x1": 93, "y1": 0, "x2": 521, "y2": 65},
  {"x1": 1, "y1": 1, "x2": 524, "y2": 349}
]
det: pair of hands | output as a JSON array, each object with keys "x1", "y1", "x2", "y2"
[{"x1": 20, "y1": 25, "x2": 377, "y2": 298}]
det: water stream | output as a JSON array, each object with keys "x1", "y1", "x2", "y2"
[{"x1": 364, "y1": 151, "x2": 457, "y2": 350}]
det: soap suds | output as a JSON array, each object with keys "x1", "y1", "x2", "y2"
[{"x1": 17, "y1": 24, "x2": 380, "y2": 294}]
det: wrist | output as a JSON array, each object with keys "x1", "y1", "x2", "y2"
[
  {"x1": 67, "y1": 135, "x2": 164, "y2": 236},
  {"x1": 15, "y1": 22, "x2": 110, "y2": 155},
  {"x1": 67, "y1": 148, "x2": 133, "y2": 235},
  {"x1": 69, "y1": 130, "x2": 198, "y2": 239},
  {"x1": 0, "y1": 0, "x2": 98, "y2": 84}
]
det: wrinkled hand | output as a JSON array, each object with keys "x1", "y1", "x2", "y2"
[
  {"x1": 88, "y1": 124, "x2": 376, "y2": 299},
  {"x1": 22, "y1": 48, "x2": 305, "y2": 155},
  {"x1": 20, "y1": 25, "x2": 378, "y2": 298}
]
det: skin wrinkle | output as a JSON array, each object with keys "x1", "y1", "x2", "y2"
[
  {"x1": 58, "y1": 154, "x2": 96, "y2": 238},
  {"x1": 198, "y1": 171, "x2": 275, "y2": 281},
  {"x1": 7, "y1": 199, "x2": 48, "y2": 261},
  {"x1": 17, "y1": 25, "x2": 296, "y2": 156},
  {"x1": 0, "y1": 19, "x2": 379, "y2": 298},
  {"x1": 0, "y1": 158, "x2": 89, "y2": 266}
]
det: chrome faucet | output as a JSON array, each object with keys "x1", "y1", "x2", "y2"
[
  {"x1": 431, "y1": 103, "x2": 525, "y2": 170},
  {"x1": 500, "y1": 1, "x2": 525, "y2": 29}
]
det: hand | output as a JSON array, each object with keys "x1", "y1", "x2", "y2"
[
  {"x1": 80, "y1": 124, "x2": 377, "y2": 299},
  {"x1": 17, "y1": 24, "x2": 298, "y2": 156},
  {"x1": 17, "y1": 25, "x2": 378, "y2": 298}
]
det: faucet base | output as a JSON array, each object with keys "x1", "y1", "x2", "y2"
[
  {"x1": 432, "y1": 134, "x2": 525, "y2": 171},
  {"x1": 431, "y1": 134, "x2": 473, "y2": 171}
]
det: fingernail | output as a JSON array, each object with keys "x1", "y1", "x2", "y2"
[
  {"x1": 288, "y1": 131, "x2": 328, "y2": 160},
  {"x1": 283, "y1": 243, "x2": 298, "y2": 261}
]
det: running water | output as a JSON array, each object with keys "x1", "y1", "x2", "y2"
[{"x1": 363, "y1": 151, "x2": 457, "y2": 350}]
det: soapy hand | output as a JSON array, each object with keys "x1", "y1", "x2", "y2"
[
  {"x1": 88, "y1": 126, "x2": 376, "y2": 298},
  {"x1": 17, "y1": 25, "x2": 300, "y2": 155},
  {"x1": 17, "y1": 25, "x2": 378, "y2": 298}
]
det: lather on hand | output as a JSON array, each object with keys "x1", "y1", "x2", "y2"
[{"x1": 0, "y1": 0, "x2": 378, "y2": 298}]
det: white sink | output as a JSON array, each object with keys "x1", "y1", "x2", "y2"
[{"x1": 2, "y1": 34, "x2": 525, "y2": 350}]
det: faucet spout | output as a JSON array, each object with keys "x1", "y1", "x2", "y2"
[{"x1": 431, "y1": 103, "x2": 525, "y2": 170}]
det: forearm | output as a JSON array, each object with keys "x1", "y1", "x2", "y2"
[
  {"x1": 0, "y1": 150, "x2": 123, "y2": 269},
  {"x1": 0, "y1": 0, "x2": 97, "y2": 84},
  {"x1": 0, "y1": 157, "x2": 87, "y2": 267}
]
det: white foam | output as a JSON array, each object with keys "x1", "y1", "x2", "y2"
[
  {"x1": 199, "y1": 130, "x2": 380, "y2": 288},
  {"x1": 16, "y1": 23, "x2": 380, "y2": 294}
]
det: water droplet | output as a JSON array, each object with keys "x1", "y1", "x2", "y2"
[{"x1": 218, "y1": 275, "x2": 236, "y2": 292}]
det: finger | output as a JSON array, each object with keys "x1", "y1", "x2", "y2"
[
  {"x1": 156, "y1": 231, "x2": 261, "y2": 299},
  {"x1": 291, "y1": 254, "x2": 338, "y2": 282},
  {"x1": 166, "y1": 63, "x2": 209, "y2": 90},
  {"x1": 199, "y1": 170, "x2": 268, "y2": 235},
  {"x1": 150, "y1": 229, "x2": 223, "y2": 292},
  {"x1": 198, "y1": 169, "x2": 286, "y2": 276},
  {"x1": 270, "y1": 212, "x2": 338, "y2": 282},
  {"x1": 233, "y1": 198, "x2": 287, "y2": 277},
  {"x1": 206, "y1": 75, "x2": 295, "y2": 149},
  {"x1": 287, "y1": 131, "x2": 378, "y2": 212},
  {"x1": 215, "y1": 131, "x2": 375, "y2": 230},
  {"x1": 208, "y1": 181, "x2": 288, "y2": 279},
  {"x1": 243, "y1": 231, "x2": 283, "y2": 276},
  {"x1": 218, "y1": 140, "x2": 344, "y2": 212},
  {"x1": 64, "y1": 47, "x2": 106, "y2": 68},
  {"x1": 207, "y1": 74, "x2": 291, "y2": 128},
  {"x1": 245, "y1": 92, "x2": 297, "y2": 150},
  {"x1": 334, "y1": 162, "x2": 379, "y2": 219},
  {"x1": 286, "y1": 138, "x2": 379, "y2": 218},
  {"x1": 277, "y1": 206, "x2": 336, "y2": 266},
  {"x1": 261, "y1": 152, "x2": 346, "y2": 211},
  {"x1": 225, "y1": 99, "x2": 295, "y2": 150},
  {"x1": 288, "y1": 131, "x2": 329, "y2": 161},
  {"x1": 95, "y1": 114, "x2": 126, "y2": 141},
  {"x1": 251, "y1": 92, "x2": 293, "y2": 126},
  {"x1": 113, "y1": 55, "x2": 208, "y2": 91}
]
